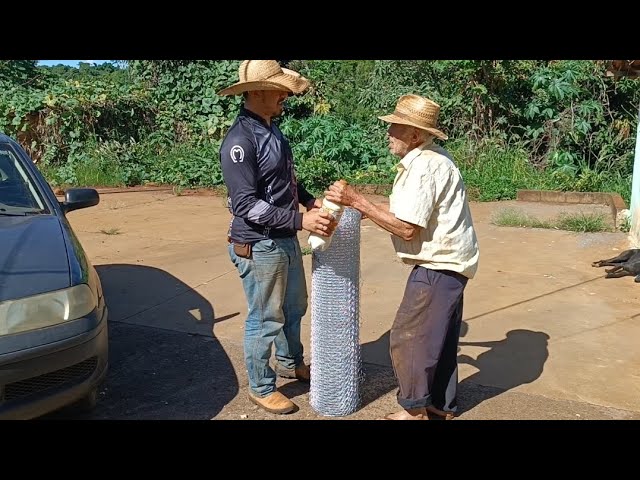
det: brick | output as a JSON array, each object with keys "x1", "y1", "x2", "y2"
[
  {"x1": 516, "y1": 190, "x2": 541, "y2": 202},
  {"x1": 540, "y1": 191, "x2": 566, "y2": 203}
]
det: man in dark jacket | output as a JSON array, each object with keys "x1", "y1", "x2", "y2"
[{"x1": 218, "y1": 60, "x2": 336, "y2": 414}]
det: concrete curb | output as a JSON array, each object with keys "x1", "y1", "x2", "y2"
[{"x1": 516, "y1": 190, "x2": 627, "y2": 229}]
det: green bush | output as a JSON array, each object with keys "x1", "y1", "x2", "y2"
[{"x1": 1, "y1": 60, "x2": 637, "y2": 204}]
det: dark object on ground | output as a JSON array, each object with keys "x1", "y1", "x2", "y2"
[{"x1": 592, "y1": 249, "x2": 640, "y2": 282}]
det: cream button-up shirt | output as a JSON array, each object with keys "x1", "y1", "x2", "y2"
[{"x1": 388, "y1": 141, "x2": 479, "y2": 279}]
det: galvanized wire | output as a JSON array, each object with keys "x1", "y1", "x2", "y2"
[{"x1": 309, "y1": 207, "x2": 363, "y2": 416}]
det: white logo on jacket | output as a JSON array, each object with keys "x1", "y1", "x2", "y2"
[{"x1": 230, "y1": 145, "x2": 245, "y2": 163}]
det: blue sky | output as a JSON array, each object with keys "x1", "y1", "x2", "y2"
[{"x1": 37, "y1": 60, "x2": 115, "y2": 68}]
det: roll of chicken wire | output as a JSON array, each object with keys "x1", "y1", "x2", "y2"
[{"x1": 309, "y1": 207, "x2": 362, "y2": 416}]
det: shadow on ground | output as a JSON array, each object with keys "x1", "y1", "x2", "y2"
[
  {"x1": 360, "y1": 331, "x2": 397, "y2": 409},
  {"x1": 95, "y1": 263, "x2": 238, "y2": 329},
  {"x1": 43, "y1": 264, "x2": 239, "y2": 420},
  {"x1": 358, "y1": 321, "x2": 549, "y2": 416},
  {"x1": 457, "y1": 321, "x2": 549, "y2": 414}
]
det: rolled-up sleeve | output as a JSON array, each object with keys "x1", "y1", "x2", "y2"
[{"x1": 390, "y1": 163, "x2": 449, "y2": 229}]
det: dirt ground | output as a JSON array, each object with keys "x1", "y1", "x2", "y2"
[{"x1": 46, "y1": 188, "x2": 640, "y2": 420}]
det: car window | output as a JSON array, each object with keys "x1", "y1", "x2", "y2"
[{"x1": 0, "y1": 144, "x2": 47, "y2": 215}]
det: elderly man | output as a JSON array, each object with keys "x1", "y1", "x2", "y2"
[
  {"x1": 325, "y1": 94, "x2": 479, "y2": 420},
  {"x1": 218, "y1": 61, "x2": 336, "y2": 415}
]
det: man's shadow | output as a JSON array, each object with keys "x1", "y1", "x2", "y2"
[
  {"x1": 359, "y1": 322, "x2": 549, "y2": 414},
  {"x1": 457, "y1": 322, "x2": 549, "y2": 413},
  {"x1": 360, "y1": 331, "x2": 396, "y2": 408},
  {"x1": 45, "y1": 263, "x2": 239, "y2": 420}
]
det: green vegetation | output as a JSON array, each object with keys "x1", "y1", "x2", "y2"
[
  {"x1": 555, "y1": 212, "x2": 610, "y2": 233},
  {"x1": 1, "y1": 60, "x2": 637, "y2": 203},
  {"x1": 619, "y1": 214, "x2": 632, "y2": 233},
  {"x1": 492, "y1": 208, "x2": 553, "y2": 229},
  {"x1": 493, "y1": 208, "x2": 611, "y2": 232}
]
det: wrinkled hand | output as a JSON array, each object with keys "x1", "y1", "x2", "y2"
[
  {"x1": 324, "y1": 181, "x2": 360, "y2": 207},
  {"x1": 302, "y1": 210, "x2": 337, "y2": 237}
]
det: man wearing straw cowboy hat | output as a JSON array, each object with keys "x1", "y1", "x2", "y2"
[
  {"x1": 218, "y1": 60, "x2": 337, "y2": 415},
  {"x1": 325, "y1": 94, "x2": 479, "y2": 420}
]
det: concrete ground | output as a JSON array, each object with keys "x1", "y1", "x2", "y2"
[{"x1": 44, "y1": 189, "x2": 640, "y2": 420}]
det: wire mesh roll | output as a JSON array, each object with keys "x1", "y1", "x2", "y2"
[{"x1": 310, "y1": 207, "x2": 362, "y2": 416}]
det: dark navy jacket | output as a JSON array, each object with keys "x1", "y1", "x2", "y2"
[{"x1": 220, "y1": 107, "x2": 314, "y2": 243}]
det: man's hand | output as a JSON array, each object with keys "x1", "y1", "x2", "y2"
[
  {"x1": 324, "y1": 181, "x2": 362, "y2": 207},
  {"x1": 302, "y1": 210, "x2": 337, "y2": 237},
  {"x1": 305, "y1": 198, "x2": 322, "y2": 211},
  {"x1": 323, "y1": 183, "x2": 419, "y2": 241}
]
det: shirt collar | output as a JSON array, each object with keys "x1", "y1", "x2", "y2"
[
  {"x1": 397, "y1": 140, "x2": 435, "y2": 170},
  {"x1": 240, "y1": 106, "x2": 270, "y2": 127}
]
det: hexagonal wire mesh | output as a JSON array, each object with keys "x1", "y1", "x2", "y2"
[{"x1": 309, "y1": 207, "x2": 363, "y2": 416}]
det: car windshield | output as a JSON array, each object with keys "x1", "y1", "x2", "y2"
[{"x1": 0, "y1": 143, "x2": 47, "y2": 215}]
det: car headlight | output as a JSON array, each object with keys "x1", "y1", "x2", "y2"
[{"x1": 0, "y1": 284, "x2": 97, "y2": 336}]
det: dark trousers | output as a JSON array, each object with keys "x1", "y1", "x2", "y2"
[{"x1": 390, "y1": 265, "x2": 467, "y2": 412}]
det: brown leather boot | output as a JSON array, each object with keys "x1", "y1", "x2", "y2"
[
  {"x1": 275, "y1": 362, "x2": 311, "y2": 383},
  {"x1": 248, "y1": 391, "x2": 296, "y2": 414}
]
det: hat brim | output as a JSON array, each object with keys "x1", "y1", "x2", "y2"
[
  {"x1": 378, "y1": 114, "x2": 448, "y2": 140},
  {"x1": 218, "y1": 69, "x2": 310, "y2": 96}
]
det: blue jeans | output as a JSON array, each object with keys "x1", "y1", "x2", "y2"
[{"x1": 228, "y1": 236, "x2": 308, "y2": 397}]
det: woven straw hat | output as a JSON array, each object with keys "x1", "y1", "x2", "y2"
[
  {"x1": 218, "y1": 60, "x2": 310, "y2": 96},
  {"x1": 378, "y1": 94, "x2": 448, "y2": 140}
]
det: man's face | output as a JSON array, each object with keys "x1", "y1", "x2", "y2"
[
  {"x1": 387, "y1": 123, "x2": 418, "y2": 158},
  {"x1": 258, "y1": 90, "x2": 290, "y2": 118}
]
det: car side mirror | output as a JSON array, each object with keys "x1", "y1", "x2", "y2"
[{"x1": 60, "y1": 188, "x2": 100, "y2": 213}]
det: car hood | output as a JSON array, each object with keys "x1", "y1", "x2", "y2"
[{"x1": 0, "y1": 215, "x2": 70, "y2": 302}]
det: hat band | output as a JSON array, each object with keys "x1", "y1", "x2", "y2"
[{"x1": 392, "y1": 109, "x2": 437, "y2": 129}]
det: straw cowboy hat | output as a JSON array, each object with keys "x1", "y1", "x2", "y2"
[
  {"x1": 378, "y1": 94, "x2": 448, "y2": 140},
  {"x1": 218, "y1": 60, "x2": 310, "y2": 96}
]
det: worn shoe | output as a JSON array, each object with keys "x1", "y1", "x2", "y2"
[
  {"x1": 275, "y1": 362, "x2": 311, "y2": 383},
  {"x1": 248, "y1": 391, "x2": 296, "y2": 414},
  {"x1": 426, "y1": 405, "x2": 455, "y2": 420}
]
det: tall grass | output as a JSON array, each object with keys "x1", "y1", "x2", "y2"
[
  {"x1": 450, "y1": 140, "x2": 542, "y2": 201},
  {"x1": 493, "y1": 208, "x2": 611, "y2": 233},
  {"x1": 492, "y1": 208, "x2": 553, "y2": 229},
  {"x1": 37, "y1": 137, "x2": 632, "y2": 206},
  {"x1": 39, "y1": 140, "x2": 223, "y2": 189},
  {"x1": 555, "y1": 212, "x2": 610, "y2": 233},
  {"x1": 39, "y1": 160, "x2": 124, "y2": 188},
  {"x1": 449, "y1": 139, "x2": 631, "y2": 204}
]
